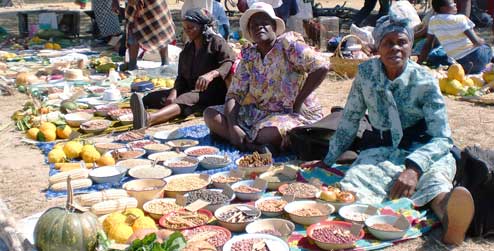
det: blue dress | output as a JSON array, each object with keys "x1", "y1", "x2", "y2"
[{"x1": 323, "y1": 58, "x2": 455, "y2": 207}]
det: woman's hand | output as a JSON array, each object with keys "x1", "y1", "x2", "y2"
[
  {"x1": 301, "y1": 160, "x2": 330, "y2": 170},
  {"x1": 195, "y1": 71, "x2": 218, "y2": 92},
  {"x1": 389, "y1": 168, "x2": 420, "y2": 200}
]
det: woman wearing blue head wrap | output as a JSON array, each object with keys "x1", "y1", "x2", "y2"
[{"x1": 304, "y1": 12, "x2": 473, "y2": 246}]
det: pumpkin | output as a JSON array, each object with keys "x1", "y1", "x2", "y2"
[
  {"x1": 26, "y1": 128, "x2": 39, "y2": 140},
  {"x1": 96, "y1": 154, "x2": 115, "y2": 166},
  {"x1": 108, "y1": 223, "x2": 133, "y2": 244},
  {"x1": 34, "y1": 177, "x2": 102, "y2": 251},
  {"x1": 64, "y1": 141, "x2": 83, "y2": 159},
  {"x1": 132, "y1": 216, "x2": 157, "y2": 232},
  {"x1": 81, "y1": 148, "x2": 101, "y2": 163},
  {"x1": 48, "y1": 148, "x2": 66, "y2": 163},
  {"x1": 37, "y1": 129, "x2": 57, "y2": 142},
  {"x1": 103, "y1": 212, "x2": 127, "y2": 233},
  {"x1": 123, "y1": 208, "x2": 144, "y2": 219},
  {"x1": 39, "y1": 122, "x2": 56, "y2": 133},
  {"x1": 56, "y1": 125, "x2": 72, "y2": 139}
]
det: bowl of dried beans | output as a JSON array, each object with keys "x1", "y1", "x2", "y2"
[
  {"x1": 215, "y1": 204, "x2": 261, "y2": 232},
  {"x1": 182, "y1": 225, "x2": 232, "y2": 248},
  {"x1": 284, "y1": 200, "x2": 334, "y2": 225},
  {"x1": 364, "y1": 215, "x2": 410, "y2": 240},
  {"x1": 159, "y1": 209, "x2": 212, "y2": 230},
  {"x1": 254, "y1": 196, "x2": 287, "y2": 217},
  {"x1": 307, "y1": 220, "x2": 364, "y2": 250}
]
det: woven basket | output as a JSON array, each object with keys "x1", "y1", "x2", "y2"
[{"x1": 330, "y1": 35, "x2": 369, "y2": 78}]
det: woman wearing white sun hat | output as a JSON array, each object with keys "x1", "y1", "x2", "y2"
[{"x1": 204, "y1": 2, "x2": 329, "y2": 153}]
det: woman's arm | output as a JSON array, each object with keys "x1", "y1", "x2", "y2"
[
  {"x1": 293, "y1": 66, "x2": 328, "y2": 113},
  {"x1": 196, "y1": 36, "x2": 236, "y2": 91},
  {"x1": 464, "y1": 29, "x2": 485, "y2": 47}
]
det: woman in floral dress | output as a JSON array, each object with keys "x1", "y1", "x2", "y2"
[
  {"x1": 204, "y1": 2, "x2": 329, "y2": 152},
  {"x1": 303, "y1": 11, "x2": 474, "y2": 246}
]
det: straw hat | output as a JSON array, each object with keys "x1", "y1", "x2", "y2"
[
  {"x1": 64, "y1": 69, "x2": 84, "y2": 81},
  {"x1": 239, "y1": 2, "x2": 285, "y2": 42}
]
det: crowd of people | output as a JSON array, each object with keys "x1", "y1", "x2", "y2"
[{"x1": 109, "y1": 0, "x2": 493, "y2": 246}]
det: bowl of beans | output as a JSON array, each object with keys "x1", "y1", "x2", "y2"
[
  {"x1": 278, "y1": 182, "x2": 320, "y2": 200},
  {"x1": 94, "y1": 142, "x2": 126, "y2": 154},
  {"x1": 235, "y1": 152, "x2": 273, "y2": 177},
  {"x1": 163, "y1": 156, "x2": 199, "y2": 174},
  {"x1": 184, "y1": 188, "x2": 236, "y2": 212},
  {"x1": 143, "y1": 143, "x2": 172, "y2": 155},
  {"x1": 182, "y1": 225, "x2": 232, "y2": 248},
  {"x1": 109, "y1": 148, "x2": 146, "y2": 161},
  {"x1": 307, "y1": 220, "x2": 365, "y2": 250},
  {"x1": 245, "y1": 219, "x2": 295, "y2": 241},
  {"x1": 231, "y1": 180, "x2": 267, "y2": 201},
  {"x1": 143, "y1": 198, "x2": 183, "y2": 220},
  {"x1": 210, "y1": 172, "x2": 243, "y2": 189},
  {"x1": 184, "y1": 146, "x2": 220, "y2": 157},
  {"x1": 215, "y1": 204, "x2": 261, "y2": 232},
  {"x1": 364, "y1": 215, "x2": 410, "y2": 240},
  {"x1": 254, "y1": 197, "x2": 288, "y2": 217},
  {"x1": 166, "y1": 139, "x2": 199, "y2": 151},
  {"x1": 223, "y1": 233, "x2": 289, "y2": 251},
  {"x1": 284, "y1": 200, "x2": 334, "y2": 225},
  {"x1": 198, "y1": 154, "x2": 232, "y2": 170},
  {"x1": 338, "y1": 204, "x2": 379, "y2": 224},
  {"x1": 159, "y1": 209, "x2": 213, "y2": 230}
]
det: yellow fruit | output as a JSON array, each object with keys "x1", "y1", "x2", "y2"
[
  {"x1": 439, "y1": 78, "x2": 466, "y2": 95},
  {"x1": 470, "y1": 76, "x2": 485, "y2": 88},
  {"x1": 37, "y1": 129, "x2": 57, "y2": 142},
  {"x1": 462, "y1": 78, "x2": 475, "y2": 87},
  {"x1": 63, "y1": 141, "x2": 83, "y2": 159},
  {"x1": 82, "y1": 144, "x2": 97, "y2": 154},
  {"x1": 26, "y1": 128, "x2": 39, "y2": 140},
  {"x1": 447, "y1": 64, "x2": 465, "y2": 82},
  {"x1": 53, "y1": 142, "x2": 65, "y2": 150},
  {"x1": 56, "y1": 125, "x2": 72, "y2": 139},
  {"x1": 82, "y1": 149, "x2": 101, "y2": 163},
  {"x1": 103, "y1": 212, "x2": 127, "y2": 233},
  {"x1": 44, "y1": 43, "x2": 54, "y2": 49},
  {"x1": 108, "y1": 222, "x2": 134, "y2": 244},
  {"x1": 124, "y1": 208, "x2": 144, "y2": 219},
  {"x1": 319, "y1": 190, "x2": 338, "y2": 202},
  {"x1": 39, "y1": 122, "x2": 56, "y2": 133},
  {"x1": 48, "y1": 148, "x2": 66, "y2": 163},
  {"x1": 96, "y1": 154, "x2": 115, "y2": 166},
  {"x1": 53, "y1": 43, "x2": 61, "y2": 50},
  {"x1": 132, "y1": 216, "x2": 157, "y2": 232}
]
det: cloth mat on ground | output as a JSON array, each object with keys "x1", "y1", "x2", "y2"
[{"x1": 36, "y1": 124, "x2": 440, "y2": 250}]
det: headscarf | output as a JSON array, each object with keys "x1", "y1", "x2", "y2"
[
  {"x1": 183, "y1": 8, "x2": 218, "y2": 42},
  {"x1": 372, "y1": 10, "x2": 414, "y2": 48}
]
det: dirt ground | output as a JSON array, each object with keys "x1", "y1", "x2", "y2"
[{"x1": 0, "y1": 0, "x2": 494, "y2": 250}]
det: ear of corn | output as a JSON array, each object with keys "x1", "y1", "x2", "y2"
[
  {"x1": 54, "y1": 162, "x2": 95, "y2": 170},
  {"x1": 76, "y1": 189, "x2": 129, "y2": 207},
  {"x1": 48, "y1": 169, "x2": 89, "y2": 185},
  {"x1": 50, "y1": 178, "x2": 92, "y2": 191},
  {"x1": 91, "y1": 197, "x2": 138, "y2": 215}
]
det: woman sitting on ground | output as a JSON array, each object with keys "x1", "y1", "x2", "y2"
[
  {"x1": 303, "y1": 12, "x2": 474, "y2": 246},
  {"x1": 204, "y1": 2, "x2": 329, "y2": 153},
  {"x1": 131, "y1": 8, "x2": 236, "y2": 129}
]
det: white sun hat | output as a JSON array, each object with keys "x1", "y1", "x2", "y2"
[{"x1": 239, "y1": 2, "x2": 286, "y2": 42}]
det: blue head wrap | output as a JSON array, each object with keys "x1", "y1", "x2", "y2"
[{"x1": 372, "y1": 10, "x2": 414, "y2": 48}]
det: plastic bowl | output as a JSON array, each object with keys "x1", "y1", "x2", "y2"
[
  {"x1": 89, "y1": 165, "x2": 127, "y2": 184},
  {"x1": 307, "y1": 220, "x2": 365, "y2": 250},
  {"x1": 210, "y1": 171, "x2": 243, "y2": 189},
  {"x1": 128, "y1": 164, "x2": 172, "y2": 179},
  {"x1": 284, "y1": 200, "x2": 334, "y2": 225},
  {"x1": 163, "y1": 156, "x2": 199, "y2": 174},
  {"x1": 122, "y1": 179, "x2": 166, "y2": 208},
  {"x1": 231, "y1": 180, "x2": 267, "y2": 201},
  {"x1": 214, "y1": 204, "x2": 261, "y2": 232},
  {"x1": 245, "y1": 219, "x2": 295, "y2": 241},
  {"x1": 152, "y1": 129, "x2": 185, "y2": 142},
  {"x1": 365, "y1": 215, "x2": 410, "y2": 240},
  {"x1": 254, "y1": 196, "x2": 287, "y2": 217},
  {"x1": 223, "y1": 234, "x2": 289, "y2": 251},
  {"x1": 64, "y1": 112, "x2": 93, "y2": 127},
  {"x1": 80, "y1": 119, "x2": 111, "y2": 134},
  {"x1": 142, "y1": 198, "x2": 182, "y2": 220},
  {"x1": 198, "y1": 154, "x2": 232, "y2": 170},
  {"x1": 338, "y1": 204, "x2": 378, "y2": 224}
]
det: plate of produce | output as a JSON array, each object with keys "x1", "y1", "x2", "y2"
[
  {"x1": 166, "y1": 139, "x2": 199, "y2": 150},
  {"x1": 159, "y1": 209, "x2": 212, "y2": 230},
  {"x1": 317, "y1": 186, "x2": 357, "y2": 210},
  {"x1": 115, "y1": 130, "x2": 146, "y2": 143},
  {"x1": 184, "y1": 146, "x2": 220, "y2": 157},
  {"x1": 278, "y1": 182, "x2": 320, "y2": 200},
  {"x1": 80, "y1": 119, "x2": 112, "y2": 134},
  {"x1": 152, "y1": 129, "x2": 185, "y2": 142},
  {"x1": 223, "y1": 233, "x2": 289, "y2": 251},
  {"x1": 197, "y1": 154, "x2": 232, "y2": 169},
  {"x1": 163, "y1": 173, "x2": 210, "y2": 197},
  {"x1": 307, "y1": 220, "x2": 365, "y2": 250},
  {"x1": 182, "y1": 225, "x2": 232, "y2": 248}
]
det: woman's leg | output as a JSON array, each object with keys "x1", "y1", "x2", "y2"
[
  {"x1": 159, "y1": 45, "x2": 169, "y2": 65},
  {"x1": 128, "y1": 43, "x2": 139, "y2": 71},
  {"x1": 430, "y1": 187, "x2": 474, "y2": 245},
  {"x1": 147, "y1": 104, "x2": 181, "y2": 126},
  {"x1": 204, "y1": 107, "x2": 248, "y2": 150}
]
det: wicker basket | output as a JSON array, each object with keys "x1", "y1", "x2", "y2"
[{"x1": 330, "y1": 35, "x2": 369, "y2": 78}]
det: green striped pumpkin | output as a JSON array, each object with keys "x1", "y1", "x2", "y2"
[{"x1": 34, "y1": 177, "x2": 102, "y2": 251}]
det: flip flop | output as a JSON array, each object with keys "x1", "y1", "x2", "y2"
[
  {"x1": 442, "y1": 186, "x2": 474, "y2": 245},
  {"x1": 130, "y1": 93, "x2": 147, "y2": 129}
]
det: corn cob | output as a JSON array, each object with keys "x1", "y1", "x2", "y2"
[
  {"x1": 50, "y1": 179, "x2": 92, "y2": 191},
  {"x1": 48, "y1": 169, "x2": 89, "y2": 185},
  {"x1": 54, "y1": 162, "x2": 95, "y2": 170},
  {"x1": 90, "y1": 197, "x2": 138, "y2": 215},
  {"x1": 76, "y1": 189, "x2": 129, "y2": 207}
]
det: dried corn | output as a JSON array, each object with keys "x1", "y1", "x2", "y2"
[
  {"x1": 48, "y1": 169, "x2": 89, "y2": 185},
  {"x1": 50, "y1": 179, "x2": 92, "y2": 191},
  {"x1": 76, "y1": 189, "x2": 129, "y2": 207},
  {"x1": 90, "y1": 197, "x2": 138, "y2": 215},
  {"x1": 54, "y1": 162, "x2": 95, "y2": 170}
]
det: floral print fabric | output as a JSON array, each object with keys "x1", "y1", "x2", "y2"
[
  {"x1": 323, "y1": 58, "x2": 455, "y2": 206},
  {"x1": 212, "y1": 32, "x2": 327, "y2": 145}
]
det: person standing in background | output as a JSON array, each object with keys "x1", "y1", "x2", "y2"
[
  {"x1": 353, "y1": 0, "x2": 390, "y2": 27},
  {"x1": 213, "y1": 0, "x2": 230, "y2": 40},
  {"x1": 273, "y1": 0, "x2": 299, "y2": 23},
  {"x1": 118, "y1": 0, "x2": 175, "y2": 70},
  {"x1": 92, "y1": 0, "x2": 121, "y2": 41}
]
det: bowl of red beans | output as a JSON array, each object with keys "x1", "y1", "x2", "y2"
[
  {"x1": 163, "y1": 156, "x2": 199, "y2": 174},
  {"x1": 184, "y1": 146, "x2": 220, "y2": 157},
  {"x1": 307, "y1": 220, "x2": 364, "y2": 250}
]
